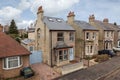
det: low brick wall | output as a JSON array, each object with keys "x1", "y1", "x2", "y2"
[{"x1": 61, "y1": 62, "x2": 83, "y2": 75}]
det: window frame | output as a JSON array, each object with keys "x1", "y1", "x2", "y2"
[
  {"x1": 118, "y1": 41, "x2": 120, "y2": 47},
  {"x1": 29, "y1": 46, "x2": 34, "y2": 51},
  {"x1": 58, "y1": 49, "x2": 68, "y2": 62},
  {"x1": 3, "y1": 56, "x2": 22, "y2": 70},
  {"x1": 57, "y1": 32, "x2": 64, "y2": 41},
  {"x1": 86, "y1": 32, "x2": 90, "y2": 40},
  {"x1": 69, "y1": 32, "x2": 74, "y2": 41}
]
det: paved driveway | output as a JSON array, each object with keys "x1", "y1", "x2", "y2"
[{"x1": 30, "y1": 63, "x2": 60, "y2": 80}]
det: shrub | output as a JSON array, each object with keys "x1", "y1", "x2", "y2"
[{"x1": 95, "y1": 54, "x2": 109, "y2": 62}]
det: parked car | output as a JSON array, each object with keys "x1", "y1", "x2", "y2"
[
  {"x1": 20, "y1": 67, "x2": 34, "y2": 78},
  {"x1": 98, "y1": 50, "x2": 116, "y2": 57}
]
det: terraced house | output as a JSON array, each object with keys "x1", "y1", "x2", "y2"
[
  {"x1": 89, "y1": 15, "x2": 114, "y2": 50},
  {"x1": 67, "y1": 12, "x2": 99, "y2": 58},
  {"x1": 34, "y1": 6, "x2": 76, "y2": 67}
]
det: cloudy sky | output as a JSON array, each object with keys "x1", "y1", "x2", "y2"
[{"x1": 0, "y1": 0, "x2": 120, "y2": 29}]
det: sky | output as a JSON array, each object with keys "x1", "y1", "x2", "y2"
[{"x1": 0, "y1": 0, "x2": 120, "y2": 29}]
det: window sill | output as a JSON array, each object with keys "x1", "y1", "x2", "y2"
[{"x1": 3, "y1": 64, "x2": 22, "y2": 70}]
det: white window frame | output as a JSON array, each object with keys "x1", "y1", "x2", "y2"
[
  {"x1": 3, "y1": 56, "x2": 22, "y2": 70},
  {"x1": 86, "y1": 45, "x2": 94, "y2": 55},
  {"x1": 118, "y1": 41, "x2": 120, "y2": 47},
  {"x1": 58, "y1": 50, "x2": 68, "y2": 62}
]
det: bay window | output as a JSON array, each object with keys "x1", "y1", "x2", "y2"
[
  {"x1": 59, "y1": 50, "x2": 68, "y2": 61},
  {"x1": 3, "y1": 56, "x2": 22, "y2": 69}
]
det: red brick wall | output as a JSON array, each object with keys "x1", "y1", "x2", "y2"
[{"x1": 0, "y1": 55, "x2": 30, "y2": 79}]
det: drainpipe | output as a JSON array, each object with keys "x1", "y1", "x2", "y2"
[{"x1": 50, "y1": 31, "x2": 53, "y2": 67}]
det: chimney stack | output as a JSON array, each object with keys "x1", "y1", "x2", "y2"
[
  {"x1": 103, "y1": 18, "x2": 109, "y2": 23},
  {"x1": 37, "y1": 6, "x2": 44, "y2": 20},
  {"x1": 89, "y1": 14, "x2": 95, "y2": 23},
  {"x1": 67, "y1": 11, "x2": 75, "y2": 24}
]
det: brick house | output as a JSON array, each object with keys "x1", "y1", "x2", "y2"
[
  {"x1": 67, "y1": 12, "x2": 99, "y2": 58},
  {"x1": 34, "y1": 6, "x2": 75, "y2": 67},
  {"x1": 89, "y1": 15, "x2": 114, "y2": 50},
  {"x1": 0, "y1": 32, "x2": 30, "y2": 79}
]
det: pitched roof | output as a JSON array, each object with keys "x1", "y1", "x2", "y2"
[
  {"x1": 94, "y1": 20, "x2": 113, "y2": 31},
  {"x1": 0, "y1": 32, "x2": 30, "y2": 58},
  {"x1": 21, "y1": 38, "x2": 34, "y2": 45},
  {"x1": 54, "y1": 56, "x2": 120, "y2": 80},
  {"x1": 74, "y1": 20, "x2": 98, "y2": 30},
  {"x1": 43, "y1": 16, "x2": 75, "y2": 31}
]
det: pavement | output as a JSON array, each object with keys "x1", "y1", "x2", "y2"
[{"x1": 83, "y1": 59, "x2": 98, "y2": 67}]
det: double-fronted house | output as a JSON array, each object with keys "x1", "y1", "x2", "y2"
[
  {"x1": 0, "y1": 32, "x2": 30, "y2": 79},
  {"x1": 35, "y1": 6, "x2": 75, "y2": 67},
  {"x1": 89, "y1": 15, "x2": 114, "y2": 50},
  {"x1": 67, "y1": 12, "x2": 99, "y2": 58}
]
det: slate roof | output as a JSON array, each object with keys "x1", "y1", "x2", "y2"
[
  {"x1": 43, "y1": 16, "x2": 75, "y2": 31},
  {"x1": 54, "y1": 56, "x2": 120, "y2": 80},
  {"x1": 74, "y1": 20, "x2": 98, "y2": 30},
  {"x1": 28, "y1": 28, "x2": 35, "y2": 33},
  {"x1": 0, "y1": 32, "x2": 30, "y2": 58},
  {"x1": 21, "y1": 38, "x2": 34, "y2": 45},
  {"x1": 94, "y1": 20, "x2": 113, "y2": 31},
  {"x1": 108, "y1": 23, "x2": 120, "y2": 31},
  {"x1": 54, "y1": 42, "x2": 72, "y2": 49}
]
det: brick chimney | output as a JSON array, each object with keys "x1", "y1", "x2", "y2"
[
  {"x1": 89, "y1": 14, "x2": 95, "y2": 23},
  {"x1": 103, "y1": 18, "x2": 109, "y2": 23},
  {"x1": 37, "y1": 6, "x2": 44, "y2": 20},
  {"x1": 67, "y1": 11, "x2": 75, "y2": 24}
]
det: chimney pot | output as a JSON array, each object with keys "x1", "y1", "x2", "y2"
[
  {"x1": 67, "y1": 11, "x2": 75, "y2": 17},
  {"x1": 37, "y1": 6, "x2": 44, "y2": 14},
  {"x1": 103, "y1": 18, "x2": 109, "y2": 23}
]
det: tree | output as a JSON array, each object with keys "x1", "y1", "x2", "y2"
[
  {"x1": 8, "y1": 19, "x2": 20, "y2": 43},
  {"x1": 9, "y1": 19, "x2": 18, "y2": 34}
]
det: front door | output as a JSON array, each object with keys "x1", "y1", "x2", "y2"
[{"x1": 69, "y1": 48, "x2": 74, "y2": 60}]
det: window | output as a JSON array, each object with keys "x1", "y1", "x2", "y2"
[
  {"x1": 86, "y1": 32, "x2": 90, "y2": 40},
  {"x1": 3, "y1": 56, "x2": 22, "y2": 69},
  {"x1": 57, "y1": 33, "x2": 64, "y2": 41},
  {"x1": 92, "y1": 32, "x2": 96, "y2": 39},
  {"x1": 69, "y1": 32, "x2": 74, "y2": 41},
  {"x1": 59, "y1": 51, "x2": 63, "y2": 61},
  {"x1": 86, "y1": 45, "x2": 93, "y2": 54},
  {"x1": 38, "y1": 33, "x2": 40, "y2": 38},
  {"x1": 118, "y1": 41, "x2": 120, "y2": 47},
  {"x1": 37, "y1": 28, "x2": 40, "y2": 38},
  {"x1": 29, "y1": 46, "x2": 34, "y2": 51},
  {"x1": 58, "y1": 50, "x2": 68, "y2": 61},
  {"x1": 107, "y1": 32, "x2": 109, "y2": 37},
  {"x1": 90, "y1": 46, "x2": 93, "y2": 53}
]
